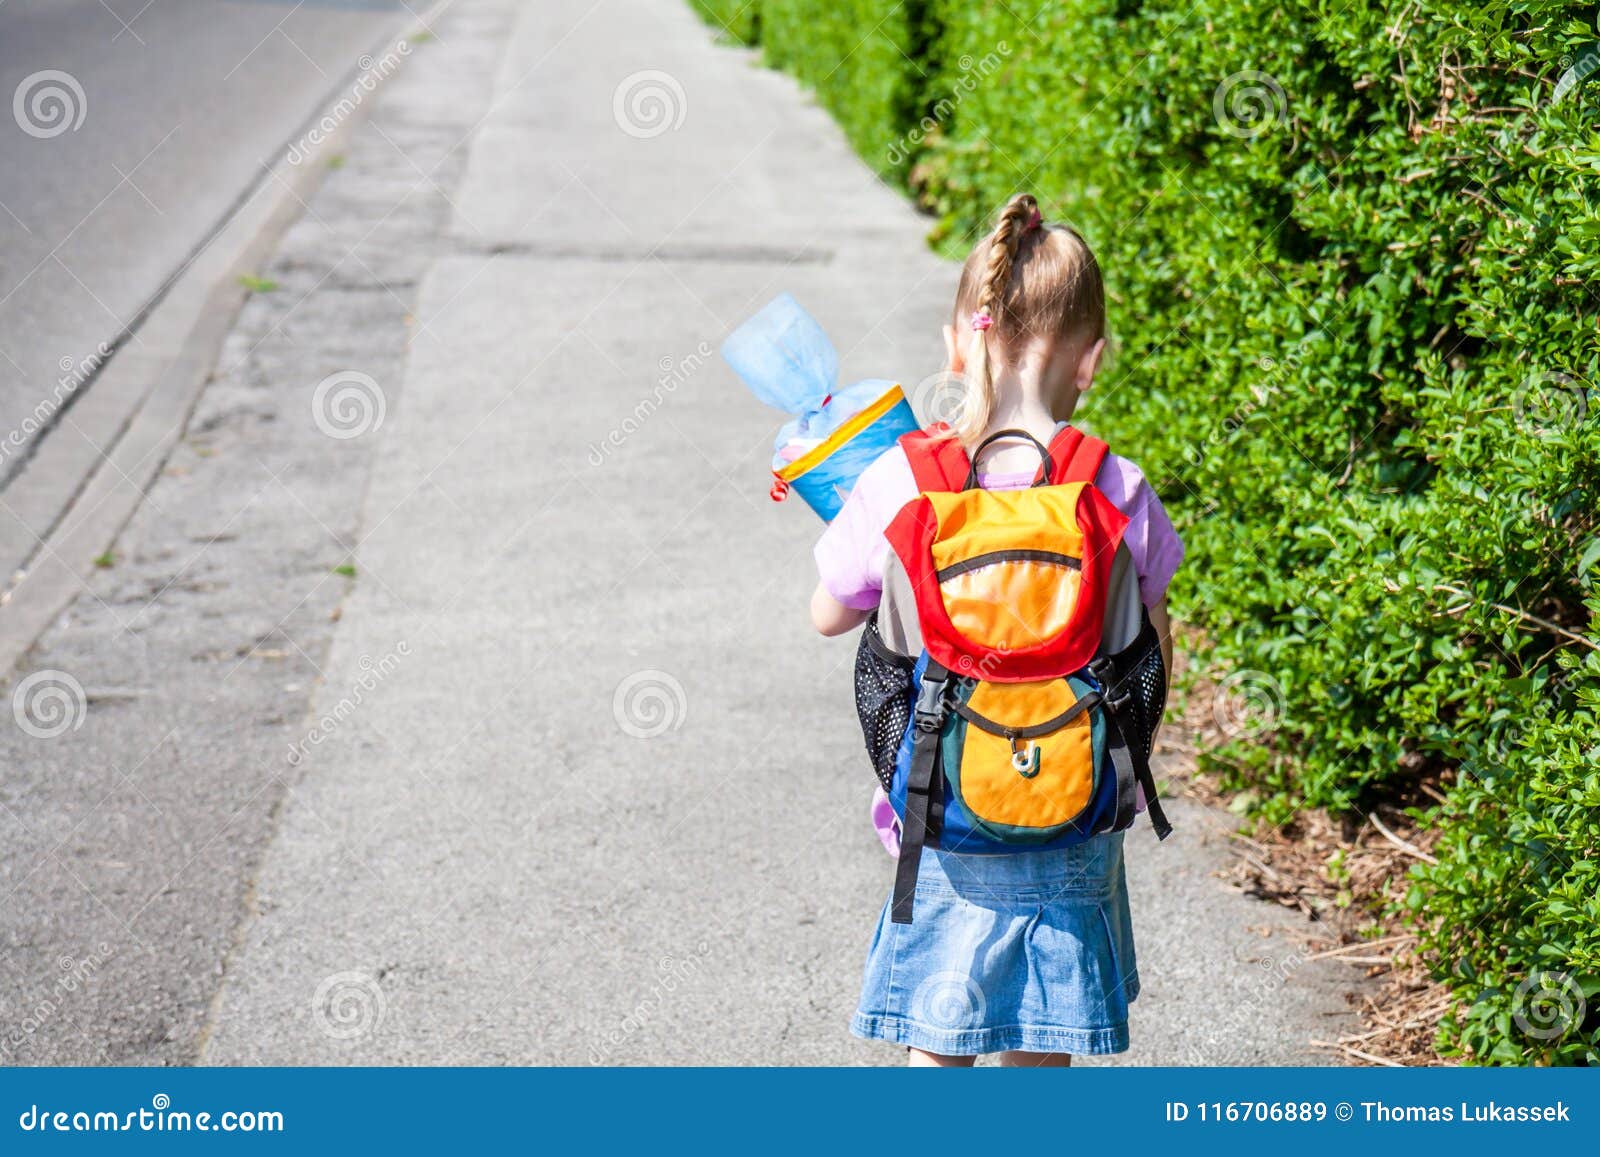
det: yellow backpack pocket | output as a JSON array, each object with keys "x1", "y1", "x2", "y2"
[{"x1": 941, "y1": 675, "x2": 1106, "y2": 845}]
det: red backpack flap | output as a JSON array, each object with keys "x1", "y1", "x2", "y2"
[{"x1": 884, "y1": 482, "x2": 1130, "y2": 681}]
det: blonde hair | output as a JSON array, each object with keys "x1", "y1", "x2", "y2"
[{"x1": 950, "y1": 193, "x2": 1106, "y2": 443}]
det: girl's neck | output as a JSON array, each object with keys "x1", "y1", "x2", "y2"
[
  {"x1": 972, "y1": 373, "x2": 1080, "y2": 474},
  {"x1": 987, "y1": 371, "x2": 1076, "y2": 433}
]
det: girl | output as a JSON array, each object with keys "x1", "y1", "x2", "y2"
[{"x1": 810, "y1": 193, "x2": 1183, "y2": 1067}]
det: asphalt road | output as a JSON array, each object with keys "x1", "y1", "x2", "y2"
[
  {"x1": 0, "y1": 0, "x2": 1362, "y2": 1065},
  {"x1": 0, "y1": 0, "x2": 407, "y2": 487},
  {"x1": 0, "y1": 0, "x2": 504, "y2": 1064}
]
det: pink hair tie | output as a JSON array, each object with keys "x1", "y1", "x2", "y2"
[
  {"x1": 970, "y1": 310, "x2": 993, "y2": 332},
  {"x1": 1025, "y1": 207, "x2": 1043, "y2": 232}
]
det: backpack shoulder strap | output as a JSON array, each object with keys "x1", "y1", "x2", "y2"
[
  {"x1": 898, "y1": 425, "x2": 971, "y2": 493},
  {"x1": 1047, "y1": 424, "x2": 1109, "y2": 485}
]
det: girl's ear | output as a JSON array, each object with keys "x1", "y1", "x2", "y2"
[
  {"x1": 942, "y1": 323, "x2": 965, "y2": 374},
  {"x1": 1075, "y1": 338, "x2": 1106, "y2": 392}
]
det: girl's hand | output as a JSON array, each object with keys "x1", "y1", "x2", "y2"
[{"x1": 811, "y1": 582, "x2": 870, "y2": 636}]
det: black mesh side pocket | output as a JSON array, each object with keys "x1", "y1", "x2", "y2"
[
  {"x1": 854, "y1": 614, "x2": 915, "y2": 790},
  {"x1": 1108, "y1": 617, "x2": 1167, "y2": 764}
]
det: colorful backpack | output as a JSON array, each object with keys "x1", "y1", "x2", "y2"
[{"x1": 852, "y1": 424, "x2": 1172, "y2": 924}]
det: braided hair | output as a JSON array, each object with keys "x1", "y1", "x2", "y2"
[{"x1": 949, "y1": 193, "x2": 1105, "y2": 443}]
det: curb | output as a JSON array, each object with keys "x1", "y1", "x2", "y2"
[{"x1": 0, "y1": 7, "x2": 443, "y2": 681}]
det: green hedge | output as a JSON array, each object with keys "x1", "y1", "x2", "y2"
[
  {"x1": 756, "y1": 0, "x2": 922, "y2": 178},
  {"x1": 1420, "y1": 631, "x2": 1600, "y2": 1064},
  {"x1": 687, "y1": 0, "x2": 759, "y2": 44},
  {"x1": 699, "y1": 0, "x2": 1600, "y2": 1064}
]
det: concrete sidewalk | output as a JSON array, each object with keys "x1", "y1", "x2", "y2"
[{"x1": 201, "y1": 0, "x2": 1358, "y2": 1064}]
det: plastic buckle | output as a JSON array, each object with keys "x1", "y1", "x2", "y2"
[{"x1": 913, "y1": 675, "x2": 947, "y2": 731}]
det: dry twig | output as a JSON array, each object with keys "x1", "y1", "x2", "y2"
[{"x1": 1368, "y1": 812, "x2": 1439, "y2": 865}]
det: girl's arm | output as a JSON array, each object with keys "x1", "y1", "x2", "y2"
[
  {"x1": 1148, "y1": 596, "x2": 1173, "y2": 678},
  {"x1": 811, "y1": 582, "x2": 871, "y2": 637},
  {"x1": 1148, "y1": 596, "x2": 1173, "y2": 743}
]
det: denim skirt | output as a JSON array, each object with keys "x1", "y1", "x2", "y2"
[{"x1": 850, "y1": 833, "x2": 1138, "y2": 1056}]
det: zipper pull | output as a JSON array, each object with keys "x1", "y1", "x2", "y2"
[{"x1": 1010, "y1": 737, "x2": 1042, "y2": 778}]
